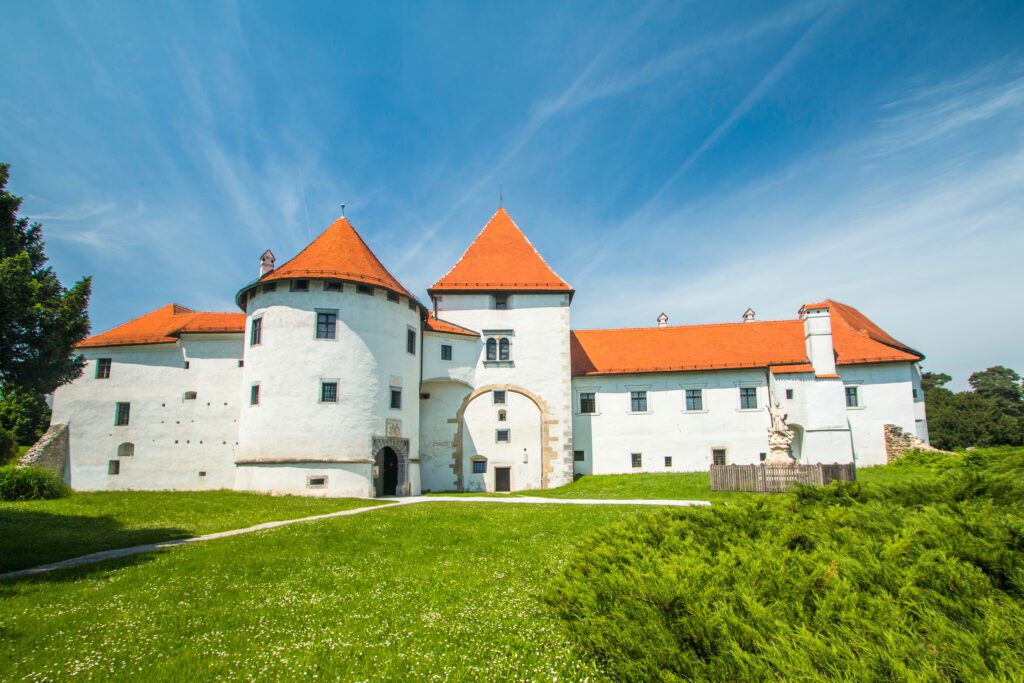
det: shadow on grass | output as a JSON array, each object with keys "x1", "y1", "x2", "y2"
[{"x1": 0, "y1": 508, "x2": 190, "y2": 574}]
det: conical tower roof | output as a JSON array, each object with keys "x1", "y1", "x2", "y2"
[
  {"x1": 429, "y1": 208, "x2": 572, "y2": 296},
  {"x1": 238, "y1": 217, "x2": 417, "y2": 307}
]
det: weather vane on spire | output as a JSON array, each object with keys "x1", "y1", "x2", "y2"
[{"x1": 340, "y1": 203, "x2": 346, "y2": 217}]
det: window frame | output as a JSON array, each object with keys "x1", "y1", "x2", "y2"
[
  {"x1": 738, "y1": 386, "x2": 759, "y2": 411},
  {"x1": 320, "y1": 380, "x2": 339, "y2": 404},
  {"x1": 315, "y1": 309, "x2": 338, "y2": 340},
  {"x1": 712, "y1": 448, "x2": 728, "y2": 466},
  {"x1": 498, "y1": 337, "x2": 510, "y2": 361},
  {"x1": 495, "y1": 428, "x2": 511, "y2": 444},
  {"x1": 664, "y1": 455, "x2": 672, "y2": 467},
  {"x1": 573, "y1": 450, "x2": 585, "y2": 462},
  {"x1": 250, "y1": 316, "x2": 263, "y2": 346},
  {"x1": 250, "y1": 383, "x2": 260, "y2": 406},
  {"x1": 684, "y1": 388, "x2": 704, "y2": 412},
  {"x1": 845, "y1": 385, "x2": 861, "y2": 409},
  {"x1": 494, "y1": 294, "x2": 508, "y2": 310},
  {"x1": 95, "y1": 358, "x2": 112, "y2": 379},
  {"x1": 390, "y1": 386, "x2": 402, "y2": 410},
  {"x1": 471, "y1": 460, "x2": 487, "y2": 474},
  {"x1": 290, "y1": 279, "x2": 310, "y2": 292},
  {"x1": 631, "y1": 453, "x2": 642, "y2": 468},
  {"x1": 323, "y1": 280, "x2": 342, "y2": 292},
  {"x1": 493, "y1": 390, "x2": 507, "y2": 405},
  {"x1": 628, "y1": 389, "x2": 649, "y2": 414},
  {"x1": 356, "y1": 284, "x2": 374, "y2": 296},
  {"x1": 441, "y1": 343, "x2": 453, "y2": 361},
  {"x1": 108, "y1": 460, "x2": 120, "y2": 475},
  {"x1": 406, "y1": 327, "x2": 417, "y2": 355},
  {"x1": 114, "y1": 402, "x2": 130, "y2": 426},
  {"x1": 579, "y1": 391, "x2": 597, "y2": 415}
]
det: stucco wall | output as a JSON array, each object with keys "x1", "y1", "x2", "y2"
[
  {"x1": 838, "y1": 362, "x2": 919, "y2": 467},
  {"x1": 418, "y1": 378, "x2": 469, "y2": 492},
  {"x1": 50, "y1": 334, "x2": 244, "y2": 491},
  {"x1": 461, "y1": 389, "x2": 543, "y2": 492}
]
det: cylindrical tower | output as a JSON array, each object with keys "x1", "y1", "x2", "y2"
[{"x1": 233, "y1": 218, "x2": 423, "y2": 497}]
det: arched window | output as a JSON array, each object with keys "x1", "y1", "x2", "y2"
[
  {"x1": 499, "y1": 338, "x2": 510, "y2": 361},
  {"x1": 117, "y1": 442, "x2": 134, "y2": 458},
  {"x1": 486, "y1": 338, "x2": 497, "y2": 361},
  {"x1": 498, "y1": 409, "x2": 507, "y2": 422}
]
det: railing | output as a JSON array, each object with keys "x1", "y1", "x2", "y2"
[{"x1": 710, "y1": 463, "x2": 856, "y2": 493}]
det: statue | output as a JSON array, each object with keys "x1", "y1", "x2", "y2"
[{"x1": 766, "y1": 399, "x2": 795, "y2": 465}]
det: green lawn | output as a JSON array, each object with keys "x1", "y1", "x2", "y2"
[{"x1": 0, "y1": 490, "x2": 384, "y2": 572}]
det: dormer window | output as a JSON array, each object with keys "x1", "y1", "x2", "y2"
[{"x1": 494, "y1": 295, "x2": 508, "y2": 310}]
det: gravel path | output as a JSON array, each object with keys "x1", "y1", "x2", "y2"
[{"x1": 0, "y1": 495, "x2": 710, "y2": 580}]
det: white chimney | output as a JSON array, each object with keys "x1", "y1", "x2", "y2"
[
  {"x1": 657, "y1": 312, "x2": 669, "y2": 328},
  {"x1": 743, "y1": 307, "x2": 756, "y2": 323},
  {"x1": 799, "y1": 303, "x2": 837, "y2": 376},
  {"x1": 259, "y1": 249, "x2": 275, "y2": 278}
]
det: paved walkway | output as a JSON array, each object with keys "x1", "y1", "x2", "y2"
[{"x1": 0, "y1": 495, "x2": 709, "y2": 581}]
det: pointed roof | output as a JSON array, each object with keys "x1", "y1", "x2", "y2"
[
  {"x1": 424, "y1": 311, "x2": 480, "y2": 337},
  {"x1": 77, "y1": 304, "x2": 245, "y2": 348},
  {"x1": 815, "y1": 299, "x2": 923, "y2": 364},
  {"x1": 239, "y1": 217, "x2": 418, "y2": 306},
  {"x1": 429, "y1": 208, "x2": 572, "y2": 296}
]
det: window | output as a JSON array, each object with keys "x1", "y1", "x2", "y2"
[
  {"x1": 356, "y1": 284, "x2": 374, "y2": 296},
  {"x1": 307, "y1": 475, "x2": 328, "y2": 488},
  {"x1": 494, "y1": 295, "x2": 508, "y2": 310},
  {"x1": 420, "y1": 392, "x2": 431, "y2": 400},
  {"x1": 238, "y1": 360, "x2": 244, "y2": 368},
  {"x1": 262, "y1": 283, "x2": 276, "y2": 293},
  {"x1": 183, "y1": 391, "x2": 197, "y2": 400},
  {"x1": 290, "y1": 279, "x2": 309, "y2": 292},
  {"x1": 497, "y1": 409, "x2": 507, "y2": 422},
  {"x1": 316, "y1": 312, "x2": 337, "y2": 339},
  {"x1": 496, "y1": 429, "x2": 510, "y2": 443},
  {"x1": 486, "y1": 338, "x2": 497, "y2": 361},
  {"x1": 250, "y1": 384, "x2": 260, "y2": 406},
  {"x1": 183, "y1": 361, "x2": 190, "y2": 370},
  {"x1": 96, "y1": 358, "x2": 111, "y2": 379},
  {"x1": 323, "y1": 280, "x2": 342, "y2": 292},
  {"x1": 630, "y1": 390, "x2": 648, "y2": 413},
  {"x1": 321, "y1": 381, "x2": 338, "y2": 403},
  {"x1": 573, "y1": 450, "x2": 585, "y2": 462},
  {"x1": 114, "y1": 402, "x2": 130, "y2": 426},
  {"x1": 117, "y1": 443, "x2": 134, "y2": 458},
  {"x1": 472, "y1": 460, "x2": 487, "y2": 474},
  {"x1": 498, "y1": 338, "x2": 510, "y2": 361},
  {"x1": 250, "y1": 317, "x2": 263, "y2": 345},
  {"x1": 712, "y1": 449, "x2": 727, "y2": 466},
  {"x1": 685, "y1": 389, "x2": 703, "y2": 411},
  {"x1": 759, "y1": 452, "x2": 767, "y2": 462},
  {"x1": 407, "y1": 329, "x2": 416, "y2": 355},
  {"x1": 390, "y1": 387, "x2": 402, "y2": 410},
  {"x1": 387, "y1": 291, "x2": 400, "y2": 303},
  {"x1": 108, "y1": 460, "x2": 120, "y2": 475},
  {"x1": 441, "y1": 344, "x2": 452, "y2": 361},
  {"x1": 912, "y1": 388, "x2": 918, "y2": 399},
  {"x1": 408, "y1": 299, "x2": 417, "y2": 311},
  {"x1": 493, "y1": 390, "x2": 506, "y2": 405},
  {"x1": 739, "y1": 387, "x2": 758, "y2": 410},
  {"x1": 579, "y1": 392, "x2": 596, "y2": 414},
  {"x1": 845, "y1": 386, "x2": 859, "y2": 408},
  {"x1": 631, "y1": 453, "x2": 642, "y2": 468},
  {"x1": 664, "y1": 456, "x2": 672, "y2": 467},
  {"x1": 786, "y1": 388, "x2": 794, "y2": 400}
]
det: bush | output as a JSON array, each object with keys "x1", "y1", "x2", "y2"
[
  {"x1": 547, "y1": 451, "x2": 1024, "y2": 681},
  {"x1": 891, "y1": 447, "x2": 965, "y2": 469},
  {"x1": 0, "y1": 465, "x2": 70, "y2": 501}
]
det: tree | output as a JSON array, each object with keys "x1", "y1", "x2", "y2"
[
  {"x1": 0, "y1": 163, "x2": 91, "y2": 394},
  {"x1": 968, "y1": 366, "x2": 1023, "y2": 416},
  {"x1": 0, "y1": 385, "x2": 51, "y2": 445},
  {"x1": 923, "y1": 365, "x2": 1024, "y2": 449},
  {"x1": 921, "y1": 372, "x2": 951, "y2": 393}
]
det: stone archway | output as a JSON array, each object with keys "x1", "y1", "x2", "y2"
[
  {"x1": 448, "y1": 384, "x2": 559, "y2": 491},
  {"x1": 372, "y1": 436, "x2": 411, "y2": 496}
]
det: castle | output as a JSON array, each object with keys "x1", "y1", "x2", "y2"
[{"x1": 49, "y1": 209, "x2": 929, "y2": 496}]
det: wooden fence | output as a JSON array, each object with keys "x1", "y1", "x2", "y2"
[{"x1": 710, "y1": 463, "x2": 857, "y2": 493}]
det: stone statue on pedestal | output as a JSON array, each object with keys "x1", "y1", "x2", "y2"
[{"x1": 766, "y1": 400, "x2": 795, "y2": 465}]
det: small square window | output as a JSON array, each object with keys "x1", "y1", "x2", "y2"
[
  {"x1": 356, "y1": 284, "x2": 374, "y2": 296},
  {"x1": 238, "y1": 359, "x2": 244, "y2": 368},
  {"x1": 307, "y1": 475, "x2": 328, "y2": 488},
  {"x1": 183, "y1": 361, "x2": 190, "y2": 370},
  {"x1": 786, "y1": 388, "x2": 794, "y2": 400},
  {"x1": 390, "y1": 387, "x2": 402, "y2": 410},
  {"x1": 573, "y1": 450, "x2": 585, "y2": 462},
  {"x1": 664, "y1": 456, "x2": 672, "y2": 467},
  {"x1": 250, "y1": 317, "x2": 263, "y2": 346},
  {"x1": 420, "y1": 392, "x2": 431, "y2": 400},
  {"x1": 407, "y1": 329, "x2": 417, "y2": 355},
  {"x1": 316, "y1": 312, "x2": 337, "y2": 339},
  {"x1": 496, "y1": 429, "x2": 510, "y2": 443},
  {"x1": 441, "y1": 344, "x2": 453, "y2": 361},
  {"x1": 114, "y1": 402, "x2": 130, "y2": 426},
  {"x1": 912, "y1": 388, "x2": 918, "y2": 399},
  {"x1": 845, "y1": 386, "x2": 859, "y2": 408},
  {"x1": 739, "y1": 387, "x2": 758, "y2": 409},
  {"x1": 494, "y1": 295, "x2": 508, "y2": 310},
  {"x1": 321, "y1": 381, "x2": 338, "y2": 403},
  {"x1": 108, "y1": 460, "x2": 120, "y2": 475},
  {"x1": 323, "y1": 280, "x2": 342, "y2": 292},
  {"x1": 472, "y1": 460, "x2": 487, "y2": 474},
  {"x1": 262, "y1": 283, "x2": 277, "y2": 293},
  {"x1": 760, "y1": 452, "x2": 767, "y2": 462},
  {"x1": 183, "y1": 391, "x2": 197, "y2": 400},
  {"x1": 712, "y1": 449, "x2": 727, "y2": 466},
  {"x1": 387, "y1": 291, "x2": 400, "y2": 303},
  {"x1": 579, "y1": 392, "x2": 596, "y2": 414},
  {"x1": 250, "y1": 384, "x2": 260, "y2": 406},
  {"x1": 685, "y1": 389, "x2": 703, "y2": 411},
  {"x1": 631, "y1": 453, "x2": 642, "y2": 468},
  {"x1": 96, "y1": 358, "x2": 112, "y2": 379},
  {"x1": 493, "y1": 390, "x2": 506, "y2": 405},
  {"x1": 630, "y1": 391, "x2": 647, "y2": 413},
  {"x1": 291, "y1": 279, "x2": 310, "y2": 292}
]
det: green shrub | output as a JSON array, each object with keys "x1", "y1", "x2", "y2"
[
  {"x1": 0, "y1": 465, "x2": 70, "y2": 501},
  {"x1": 891, "y1": 447, "x2": 964, "y2": 469},
  {"x1": 548, "y1": 451, "x2": 1024, "y2": 681},
  {"x1": 0, "y1": 428, "x2": 17, "y2": 465}
]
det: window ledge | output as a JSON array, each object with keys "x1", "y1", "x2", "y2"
[
  {"x1": 627, "y1": 411, "x2": 652, "y2": 416},
  {"x1": 483, "y1": 361, "x2": 515, "y2": 368},
  {"x1": 575, "y1": 411, "x2": 601, "y2": 417},
  {"x1": 846, "y1": 406, "x2": 866, "y2": 411},
  {"x1": 682, "y1": 409, "x2": 709, "y2": 414},
  {"x1": 736, "y1": 408, "x2": 763, "y2": 413}
]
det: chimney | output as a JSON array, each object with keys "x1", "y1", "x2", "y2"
[
  {"x1": 657, "y1": 312, "x2": 669, "y2": 328},
  {"x1": 799, "y1": 303, "x2": 837, "y2": 376},
  {"x1": 259, "y1": 249, "x2": 275, "y2": 278},
  {"x1": 743, "y1": 307, "x2": 756, "y2": 323}
]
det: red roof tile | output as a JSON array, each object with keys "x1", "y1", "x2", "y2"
[
  {"x1": 240, "y1": 217, "x2": 417, "y2": 306},
  {"x1": 824, "y1": 299, "x2": 923, "y2": 364},
  {"x1": 770, "y1": 363, "x2": 815, "y2": 374},
  {"x1": 424, "y1": 311, "x2": 480, "y2": 337},
  {"x1": 429, "y1": 208, "x2": 572, "y2": 294},
  {"x1": 77, "y1": 304, "x2": 245, "y2": 348}
]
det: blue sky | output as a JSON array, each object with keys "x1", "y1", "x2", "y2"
[{"x1": 2, "y1": 1, "x2": 1022, "y2": 389}]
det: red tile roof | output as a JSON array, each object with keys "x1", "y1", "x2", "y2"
[
  {"x1": 424, "y1": 311, "x2": 480, "y2": 337},
  {"x1": 239, "y1": 217, "x2": 417, "y2": 307},
  {"x1": 77, "y1": 304, "x2": 244, "y2": 348},
  {"x1": 571, "y1": 300, "x2": 922, "y2": 376},
  {"x1": 429, "y1": 208, "x2": 572, "y2": 295}
]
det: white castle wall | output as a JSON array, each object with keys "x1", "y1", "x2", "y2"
[
  {"x1": 236, "y1": 283, "x2": 422, "y2": 496},
  {"x1": 838, "y1": 362, "x2": 920, "y2": 466},
  {"x1": 461, "y1": 389, "x2": 543, "y2": 491},
  {"x1": 50, "y1": 334, "x2": 244, "y2": 491}
]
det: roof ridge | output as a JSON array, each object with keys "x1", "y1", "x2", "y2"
[{"x1": 572, "y1": 318, "x2": 800, "y2": 334}]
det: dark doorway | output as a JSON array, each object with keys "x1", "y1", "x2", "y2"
[
  {"x1": 495, "y1": 466, "x2": 511, "y2": 492},
  {"x1": 378, "y1": 447, "x2": 398, "y2": 496}
]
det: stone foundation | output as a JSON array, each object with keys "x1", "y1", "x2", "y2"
[
  {"x1": 883, "y1": 423, "x2": 941, "y2": 463},
  {"x1": 19, "y1": 423, "x2": 69, "y2": 479}
]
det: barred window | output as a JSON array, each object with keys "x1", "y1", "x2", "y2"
[
  {"x1": 630, "y1": 390, "x2": 647, "y2": 413},
  {"x1": 739, "y1": 387, "x2": 758, "y2": 409},
  {"x1": 664, "y1": 456, "x2": 672, "y2": 467},
  {"x1": 472, "y1": 460, "x2": 487, "y2": 474},
  {"x1": 390, "y1": 387, "x2": 402, "y2": 410},
  {"x1": 685, "y1": 389, "x2": 703, "y2": 411},
  {"x1": 316, "y1": 312, "x2": 337, "y2": 340},
  {"x1": 631, "y1": 453, "x2": 642, "y2": 468},
  {"x1": 845, "y1": 386, "x2": 859, "y2": 408},
  {"x1": 579, "y1": 392, "x2": 596, "y2": 414},
  {"x1": 96, "y1": 358, "x2": 111, "y2": 379},
  {"x1": 713, "y1": 449, "x2": 727, "y2": 466},
  {"x1": 496, "y1": 429, "x2": 510, "y2": 443},
  {"x1": 321, "y1": 381, "x2": 338, "y2": 403}
]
